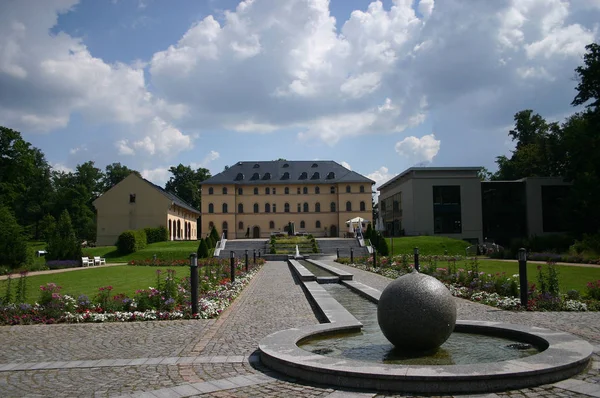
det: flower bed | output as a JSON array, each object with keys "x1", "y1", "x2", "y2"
[
  {"x1": 0, "y1": 258, "x2": 264, "y2": 325},
  {"x1": 337, "y1": 255, "x2": 600, "y2": 312}
]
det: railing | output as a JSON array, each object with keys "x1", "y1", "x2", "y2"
[{"x1": 213, "y1": 233, "x2": 227, "y2": 257}]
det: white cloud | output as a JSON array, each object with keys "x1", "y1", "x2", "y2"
[
  {"x1": 1, "y1": 0, "x2": 599, "y2": 169},
  {"x1": 141, "y1": 167, "x2": 170, "y2": 186},
  {"x1": 115, "y1": 140, "x2": 135, "y2": 156},
  {"x1": 197, "y1": 150, "x2": 220, "y2": 168},
  {"x1": 51, "y1": 162, "x2": 74, "y2": 174},
  {"x1": 395, "y1": 134, "x2": 441, "y2": 164},
  {"x1": 367, "y1": 166, "x2": 394, "y2": 189},
  {"x1": 341, "y1": 161, "x2": 352, "y2": 171}
]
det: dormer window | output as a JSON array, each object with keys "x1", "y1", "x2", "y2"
[
  {"x1": 283, "y1": 163, "x2": 289, "y2": 168},
  {"x1": 281, "y1": 172, "x2": 290, "y2": 180},
  {"x1": 311, "y1": 172, "x2": 320, "y2": 180},
  {"x1": 251, "y1": 173, "x2": 259, "y2": 180},
  {"x1": 129, "y1": 194, "x2": 136, "y2": 203},
  {"x1": 263, "y1": 172, "x2": 271, "y2": 180},
  {"x1": 235, "y1": 173, "x2": 244, "y2": 181},
  {"x1": 299, "y1": 172, "x2": 308, "y2": 180},
  {"x1": 253, "y1": 163, "x2": 260, "y2": 168},
  {"x1": 311, "y1": 163, "x2": 318, "y2": 168},
  {"x1": 326, "y1": 172, "x2": 335, "y2": 179}
]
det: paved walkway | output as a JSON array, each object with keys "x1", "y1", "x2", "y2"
[{"x1": 0, "y1": 259, "x2": 598, "y2": 397}]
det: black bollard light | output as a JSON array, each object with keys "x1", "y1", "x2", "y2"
[
  {"x1": 245, "y1": 249, "x2": 249, "y2": 272},
  {"x1": 253, "y1": 249, "x2": 256, "y2": 265},
  {"x1": 414, "y1": 247, "x2": 420, "y2": 272},
  {"x1": 373, "y1": 247, "x2": 377, "y2": 267},
  {"x1": 190, "y1": 253, "x2": 198, "y2": 315},
  {"x1": 336, "y1": 248, "x2": 340, "y2": 259},
  {"x1": 230, "y1": 251, "x2": 235, "y2": 283},
  {"x1": 258, "y1": 249, "x2": 261, "y2": 259},
  {"x1": 518, "y1": 248, "x2": 528, "y2": 307},
  {"x1": 350, "y1": 247, "x2": 354, "y2": 264}
]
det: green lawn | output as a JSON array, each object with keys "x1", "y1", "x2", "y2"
[
  {"x1": 82, "y1": 241, "x2": 202, "y2": 263},
  {"x1": 386, "y1": 236, "x2": 470, "y2": 256},
  {"x1": 474, "y1": 259, "x2": 600, "y2": 293},
  {"x1": 1, "y1": 265, "x2": 186, "y2": 304}
]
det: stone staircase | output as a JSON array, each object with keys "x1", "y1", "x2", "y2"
[
  {"x1": 218, "y1": 239, "x2": 268, "y2": 259},
  {"x1": 316, "y1": 238, "x2": 369, "y2": 257}
]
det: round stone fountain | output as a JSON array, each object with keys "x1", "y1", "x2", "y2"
[
  {"x1": 378, "y1": 272, "x2": 456, "y2": 351},
  {"x1": 259, "y1": 266, "x2": 593, "y2": 394}
]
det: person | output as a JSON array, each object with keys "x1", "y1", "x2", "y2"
[{"x1": 245, "y1": 227, "x2": 250, "y2": 238}]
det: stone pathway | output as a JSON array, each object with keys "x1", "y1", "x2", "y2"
[{"x1": 0, "y1": 259, "x2": 598, "y2": 397}]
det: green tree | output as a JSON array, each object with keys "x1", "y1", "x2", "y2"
[
  {"x1": 365, "y1": 223, "x2": 373, "y2": 240},
  {"x1": 165, "y1": 164, "x2": 211, "y2": 209},
  {"x1": 47, "y1": 210, "x2": 82, "y2": 261},
  {"x1": 477, "y1": 167, "x2": 493, "y2": 181},
  {"x1": 0, "y1": 206, "x2": 30, "y2": 269},
  {"x1": 493, "y1": 110, "x2": 563, "y2": 180},
  {"x1": 210, "y1": 225, "x2": 220, "y2": 244},
  {"x1": 103, "y1": 162, "x2": 140, "y2": 191},
  {"x1": 572, "y1": 42, "x2": 600, "y2": 110},
  {"x1": 0, "y1": 126, "x2": 53, "y2": 239},
  {"x1": 197, "y1": 238, "x2": 209, "y2": 258},
  {"x1": 39, "y1": 214, "x2": 57, "y2": 243}
]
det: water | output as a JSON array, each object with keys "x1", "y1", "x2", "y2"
[
  {"x1": 299, "y1": 260, "x2": 338, "y2": 278},
  {"x1": 299, "y1": 283, "x2": 540, "y2": 365}
]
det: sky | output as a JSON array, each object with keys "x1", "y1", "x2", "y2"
[{"x1": 1, "y1": 0, "x2": 599, "y2": 190}]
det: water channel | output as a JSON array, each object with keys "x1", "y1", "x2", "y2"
[
  {"x1": 299, "y1": 260, "x2": 337, "y2": 278},
  {"x1": 299, "y1": 283, "x2": 540, "y2": 365}
]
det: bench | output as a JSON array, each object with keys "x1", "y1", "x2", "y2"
[
  {"x1": 94, "y1": 256, "x2": 106, "y2": 266},
  {"x1": 82, "y1": 257, "x2": 92, "y2": 267}
]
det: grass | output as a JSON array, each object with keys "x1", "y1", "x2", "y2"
[
  {"x1": 386, "y1": 236, "x2": 470, "y2": 256},
  {"x1": 475, "y1": 259, "x2": 600, "y2": 294},
  {"x1": 82, "y1": 241, "x2": 202, "y2": 263},
  {"x1": 1, "y1": 265, "x2": 185, "y2": 304}
]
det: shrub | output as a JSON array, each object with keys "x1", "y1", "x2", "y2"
[
  {"x1": 116, "y1": 229, "x2": 147, "y2": 254},
  {"x1": 144, "y1": 226, "x2": 169, "y2": 244},
  {"x1": 39, "y1": 214, "x2": 57, "y2": 243},
  {"x1": 0, "y1": 206, "x2": 30, "y2": 269},
  {"x1": 586, "y1": 280, "x2": 600, "y2": 301},
  {"x1": 197, "y1": 238, "x2": 209, "y2": 259},
  {"x1": 46, "y1": 210, "x2": 82, "y2": 261},
  {"x1": 365, "y1": 223, "x2": 373, "y2": 240},
  {"x1": 210, "y1": 226, "x2": 220, "y2": 243}
]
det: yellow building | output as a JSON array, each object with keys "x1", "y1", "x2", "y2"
[
  {"x1": 200, "y1": 161, "x2": 375, "y2": 239},
  {"x1": 93, "y1": 173, "x2": 200, "y2": 246}
]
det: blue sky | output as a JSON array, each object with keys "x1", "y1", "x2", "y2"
[{"x1": 1, "y1": 0, "x2": 599, "y2": 187}]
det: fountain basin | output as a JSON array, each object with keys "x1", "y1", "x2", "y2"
[{"x1": 259, "y1": 319, "x2": 592, "y2": 394}]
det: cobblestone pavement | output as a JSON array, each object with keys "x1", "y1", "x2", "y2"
[{"x1": 0, "y1": 259, "x2": 598, "y2": 397}]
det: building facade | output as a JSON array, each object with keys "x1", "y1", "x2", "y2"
[
  {"x1": 482, "y1": 177, "x2": 571, "y2": 245},
  {"x1": 378, "y1": 167, "x2": 571, "y2": 246},
  {"x1": 200, "y1": 161, "x2": 375, "y2": 239},
  {"x1": 378, "y1": 168, "x2": 484, "y2": 244},
  {"x1": 93, "y1": 173, "x2": 200, "y2": 246}
]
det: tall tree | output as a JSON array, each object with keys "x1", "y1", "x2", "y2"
[
  {"x1": 165, "y1": 164, "x2": 211, "y2": 209},
  {"x1": 103, "y1": 162, "x2": 140, "y2": 191},
  {"x1": 572, "y1": 42, "x2": 600, "y2": 110},
  {"x1": 0, "y1": 126, "x2": 53, "y2": 238},
  {"x1": 493, "y1": 110, "x2": 563, "y2": 180}
]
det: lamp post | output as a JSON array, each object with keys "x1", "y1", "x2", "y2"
[
  {"x1": 189, "y1": 253, "x2": 198, "y2": 315},
  {"x1": 350, "y1": 247, "x2": 354, "y2": 264},
  {"x1": 518, "y1": 248, "x2": 528, "y2": 307},
  {"x1": 414, "y1": 247, "x2": 420, "y2": 272},
  {"x1": 230, "y1": 251, "x2": 235, "y2": 283},
  {"x1": 253, "y1": 249, "x2": 256, "y2": 265},
  {"x1": 245, "y1": 249, "x2": 249, "y2": 272},
  {"x1": 336, "y1": 248, "x2": 340, "y2": 260}
]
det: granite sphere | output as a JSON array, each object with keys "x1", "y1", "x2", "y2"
[{"x1": 377, "y1": 272, "x2": 457, "y2": 351}]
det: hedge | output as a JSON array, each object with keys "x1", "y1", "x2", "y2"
[
  {"x1": 116, "y1": 229, "x2": 147, "y2": 254},
  {"x1": 144, "y1": 226, "x2": 169, "y2": 244}
]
